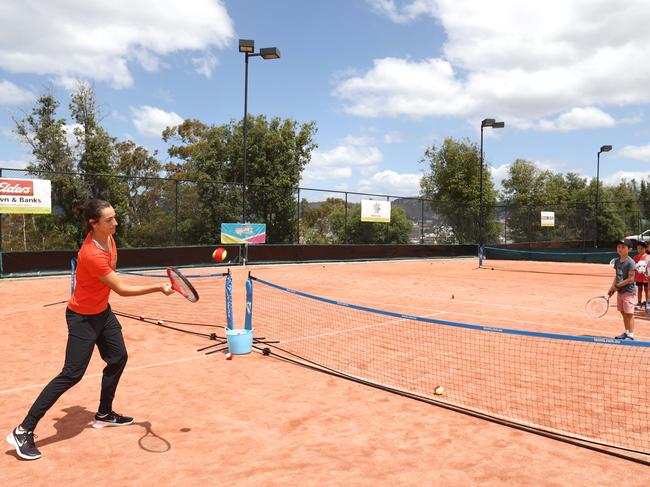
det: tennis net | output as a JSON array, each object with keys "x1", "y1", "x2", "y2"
[
  {"x1": 479, "y1": 245, "x2": 618, "y2": 275},
  {"x1": 249, "y1": 275, "x2": 650, "y2": 456}
]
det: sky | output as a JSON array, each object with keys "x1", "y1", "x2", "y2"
[{"x1": 1, "y1": 0, "x2": 650, "y2": 199}]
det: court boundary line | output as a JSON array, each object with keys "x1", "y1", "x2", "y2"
[{"x1": 0, "y1": 354, "x2": 213, "y2": 395}]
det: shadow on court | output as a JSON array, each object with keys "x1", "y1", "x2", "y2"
[
  {"x1": 4, "y1": 405, "x2": 94, "y2": 459},
  {"x1": 135, "y1": 420, "x2": 172, "y2": 453},
  {"x1": 4, "y1": 407, "x2": 175, "y2": 459}
]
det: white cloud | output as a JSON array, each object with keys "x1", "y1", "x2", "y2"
[
  {"x1": 302, "y1": 166, "x2": 353, "y2": 184},
  {"x1": 311, "y1": 143, "x2": 383, "y2": 168},
  {"x1": 302, "y1": 138, "x2": 385, "y2": 186},
  {"x1": 0, "y1": 80, "x2": 35, "y2": 105},
  {"x1": 383, "y1": 131, "x2": 404, "y2": 144},
  {"x1": 603, "y1": 171, "x2": 650, "y2": 185},
  {"x1": 131, "y1": 105, "x2": 184, "y2": 138},
  {"x1": 342, "y1": 1, "x2": 650, "y2": 127},
  {"x1": 619, "y1": 144, "x2": 650, "y2": 162},
  {"x1": 0, "y1": 159, "x2": 29, "y2": 169},
  {"x1": 192, "y1": 52, "x2": 219, "y2": 79},
  {"x1": 342, "y1": 135, "x2": 376, "y2": 146},
  {"x1": 0, "y1": 1, "x2": 234, "y2": 89},
  {"x1": 538, "y1": 107, "x2": 617, "y2": 132},
  {"x1": 51, "y1": 76, "x2": 85, "y2": 91},
  {"x1": 366, "y1": 0, "x2": 437, "y2": 23},
  {"x1": 358, "y1": 169, "x2": 421, "y2": 196}
]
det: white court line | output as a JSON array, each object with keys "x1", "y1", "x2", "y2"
[{"x1": 0, "y1": 353, "x2": 212, "y2": 396}]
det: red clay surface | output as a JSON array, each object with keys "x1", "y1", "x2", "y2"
[{"x1": 1, "y1": 258, "x2": 649, "y2": 486}]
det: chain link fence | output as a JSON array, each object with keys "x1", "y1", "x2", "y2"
[{"x1": 0, "y1": 167, "x2": 646, "y2": 251}]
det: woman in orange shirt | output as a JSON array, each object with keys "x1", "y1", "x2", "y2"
[{"x1": 7, "y1": 198, "x2": 173, "y2": 460}]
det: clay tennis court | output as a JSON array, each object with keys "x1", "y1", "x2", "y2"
[{"x1": 1, "y1": 258, "x2": 649, "y2": 486}]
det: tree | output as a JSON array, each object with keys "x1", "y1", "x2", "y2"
[
  {"x1": 300, "y1": 197, "x2": 347, "y2": 243},
  {"x1": 113, "y1": 141, "x2": 171, "y2": 246},
  {"x1": 12, "y1": 93, "x2": 84, "y2": 249},
  {"x1": 330, "y1": 204, "x2": 411, "y2": 244},
  {"x1": 420, "y1": 137, "x2": 499, "y2": 244},
  {"x1": 11, "y1": 86, "x2": 167, "y2": 250},
  {"x1": 164, "y1": 115, "x2": 317, "y2": 244},
  {"x1": 69, "y1": 84, "x2": 129, "y2": 243}
]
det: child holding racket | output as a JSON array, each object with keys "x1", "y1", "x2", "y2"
[
  {"x1": 609, "y1": 239, "x2": 637, "y2": 340},
  {"x1": 634, "y1": 241, "x2": 648, "y2": 309},
  {"x1": 7, "y1": 198, "x2": 174, "y2": 460}
]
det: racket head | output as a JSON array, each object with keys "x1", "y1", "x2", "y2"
[
  {"x1": 585, "y1": 295, "x2": 609, "y2": 319},
  {"x1": 166, "y1": 267, "x2": 199, "y2": 303}
]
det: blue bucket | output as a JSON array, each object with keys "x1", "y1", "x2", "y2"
[{"x1": 225, "y1": 328, "x2": 254, "y2": 355}]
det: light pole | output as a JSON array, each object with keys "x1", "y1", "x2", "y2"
[
  {"x1": 479, "y1": 118, "x2": 504, "y2": 248},
  {"x1": 595, "y1": 144, "x2": 612, "y2": 247},
  {"x1": 239, "y1": 39, "x2": 280, "y2": 223}
]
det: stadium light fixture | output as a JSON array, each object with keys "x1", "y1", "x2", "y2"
[
  {"x1": 239, "y1": 39, "x2": 281, "y2": 223},
  {"x1": 595, "y1": 144, "x2": 613, "y2": 247},
  {"x1": 479, "y1": 119, "x2": 505, "y2": 248}
]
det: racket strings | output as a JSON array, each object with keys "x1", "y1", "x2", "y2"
[
  {"x1": 168, "y1": 270, "x2": 199, "y2": 303},
  {"x1": 586, "y1": 297, "x2": 609, "y2": 318}
]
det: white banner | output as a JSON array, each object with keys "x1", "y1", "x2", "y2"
[
  {"x1": 541, "y1": 211, "x2": 555, "y2": 227},
  {"x1": 0, "y1": 178, "x2": 52, "y2": 214},
  {"x1": 361, "y1": 199, "x2": 391, "y2": 223}
]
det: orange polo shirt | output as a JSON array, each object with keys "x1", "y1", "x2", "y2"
[{"x1": 68, "y1": 232, "x2": 117, "y2": 315}]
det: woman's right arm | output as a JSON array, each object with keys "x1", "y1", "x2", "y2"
[{"x1": 99, "y1": 271, "x2": 174, "y2": 297}]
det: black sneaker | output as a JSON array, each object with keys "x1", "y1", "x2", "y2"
[
  {"x1": 6, "y1": 427, "x2": 41, "y2": 460},
  {"x1": 92, "y1": 411, "x2": 134, "y2": 429},
  {"x1": 615, "y1": 332, "x2": 634, "y2": 340}
]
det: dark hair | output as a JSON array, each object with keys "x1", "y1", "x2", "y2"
[{"x1": 74, "y1": 198, "x2": 112, "y2": 233}]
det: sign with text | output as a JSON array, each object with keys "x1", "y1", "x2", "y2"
[
  {"x1": 0, "y1": 178, "x2": 51, "y2": 214},
  {"x1": 541, "y1": 211, "x2": 555, "y2": 227},
  {"x1": 361, "y1": 199, "x2": 391, "y2": 223},
  {"x1": 220, "y1": 223, "x2": 266, "y2": 244}
]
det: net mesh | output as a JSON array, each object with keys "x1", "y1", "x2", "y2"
[
  {"x1": 250, "y1": 276, "x2": 650, "y2": 455},
  {"x1": 482, "y1": 246, "x2": 617, "y2": 264},
  {"x1": 479, "y1": 246, "x2": 618, "y2": 276}
]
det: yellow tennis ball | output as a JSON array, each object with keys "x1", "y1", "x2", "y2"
[{"x1": 434, "y1": 385, "x2": 445, "y2": 395}]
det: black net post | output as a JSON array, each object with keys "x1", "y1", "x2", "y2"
[
  {"x1": 420, "y1": 198, "x2": 424, "y2": 244},
  {"x1": 296, "y1": 187, "x2": 301, "y2": 244},
  {"x1": 174, "y1": 179, "x2": 179, "y2": 246},
  {"x1": 344, "y1": 192, "x2": 348, "y2": 244}
]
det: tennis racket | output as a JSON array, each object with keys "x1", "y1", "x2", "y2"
[
  {"x1": 166, "y1": 267, "x2": 199, "y2": 303},
  {"x1": 585, "y1": 295, "x2": 610, "y2": 319}
]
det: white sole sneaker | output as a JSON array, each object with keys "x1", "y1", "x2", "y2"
[
  {"x1": 6, "y1": 431, "x2": 41, "y2": 460},
  {"x1": 92, "y1": 418, "x2": 134, "y2": 429}
]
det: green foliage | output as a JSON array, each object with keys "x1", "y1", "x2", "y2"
[
  {"x1": 299, "y1": 199, "x2": 411, "y2": 244},
  {"x1": 9, "y1": 85, "x2": 164, "y2": 250},
  {"x1": 164, "y1": 115, "x2": 317, "y2": 244},
  {"x1": 501, "y1": 160, "x2": 642, "y2": 243},
  {"x1": 420, "y1": 137, "x2": 499, "y2": 244},
  {"x1": 300, "y1": 198, "x2": 346, "y2": 243}
]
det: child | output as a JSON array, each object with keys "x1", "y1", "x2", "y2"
[
  {"x1": 634, "y1": 241, "x2": 648, "y2": 309},
  {"x1": 609, "y1": 239, "x2": 637, "y2": 340}
]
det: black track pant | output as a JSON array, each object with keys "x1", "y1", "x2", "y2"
[{"x1": 21, "y1": 306, "x2": 128, "y2": 431}]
